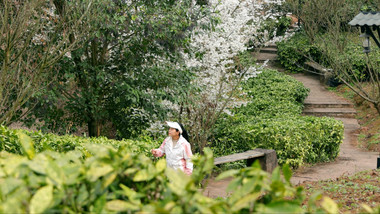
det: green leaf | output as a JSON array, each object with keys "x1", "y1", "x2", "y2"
[
  {"x1": 106, "y1": 200, "x2": 139, "y2": 212},
  {"x1": 124, "y1": 168, "x2": 138, "y2": 175},
  {"x1": 271, "y1": 167, "x2": 281, "y2": 182},
  {"x1": 27, "y1": 155, "x2": 49, "y2": 175},
  {"x1": 227, "y1": 177, "x2": 242, "y2": 193},
  {"x1": 63, "y1": 164, "x2": 81, "y2": 185},
  {"x1": 321, "y1": 197, "x2": 339, "y2": 214},
  {"x1": 17, "y1": 132, "x2": 35, "y2": 159},
  {"x1": 203, "y1": 148, "x2": 215, "y2": 172},
  {"x1": 166, "y1": 168, "x2": 190, "y2": 196},
  {"x1": 257, "y1": 201, "x2": 303, "y2": 213},
  {"x1": 133, "y1": 169, "x2": 149, "y2": 182},
  {"x1": 46, "y1": 159, "x2": 64, "y2": 186},
  {"x1": 120, "y1": 184, "x2": 142, "y2": 205},
  {"x1": 231, "y1": 193, "x2": 261, "y2": 212},
  {"x1": 76, "y1": 184, "x2": 89, "y2": 206},
  {"x1": 282, "y1": 164, "x2": 292, "y2": 183},
  {"x1": 86, "y1": 163, "x2": 113, "y2": 182},
  {"x1": 92, "y1": 194, "x2": 106, "y2": 214},
  {"x1": 1, "y1": 178, "x2": 23, "y2": 196},
  {"x1": 156, "y1": 159, "x2": 166, "y2": 173},
  {"x1": 102, "y1": 173, "x2": 117, "y2": 188},
  {"x1": 30, "y1": 185, "x2": 53, "y2": 213}
]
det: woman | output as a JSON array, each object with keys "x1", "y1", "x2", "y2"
[{"x1": 151, "y1": 121, "x2": 193, "y2": 175}]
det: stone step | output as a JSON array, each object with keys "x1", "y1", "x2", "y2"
[
  {"x1": 266, "y1": 44, "x2": 277, "y2": 49},
  {"x1": 259, "y1": 47, "x2": 277, "y2": 54},
  {"x1": 252, "y1": 52, "x2": 278, "y2": 63},
  {"x1": 302, "y1": 108, "x2": 356, "y2": 118},
  {"x1": 304, "y1": 102, "x2": 354, "y2": 109}
]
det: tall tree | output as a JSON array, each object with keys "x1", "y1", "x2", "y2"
[
  {"x1": 0, "y1": 0, "x2": 94, "y2": 125},
  {"x1": 31, "y1": 0, "x2": 207, "y2": 137}
]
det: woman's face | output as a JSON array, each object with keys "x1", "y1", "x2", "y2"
[{"x1": 168, "y1": 127, "x2": 179, "y2": 138}]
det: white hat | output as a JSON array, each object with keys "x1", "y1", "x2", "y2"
[{"x1": 166, "y1": 121, "x2": 182, "y2": 134}]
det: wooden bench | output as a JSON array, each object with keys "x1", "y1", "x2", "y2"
[{"x1": 214, "y1": 149, "x2": 278, "y2": 172}]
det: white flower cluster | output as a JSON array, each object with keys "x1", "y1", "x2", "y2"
[
  {"x1": 149, "y1": 0, "x2": 288, "y2": 132},
  {"x1": 184, "y1": 0, "x2": 284, "y2": 103}
]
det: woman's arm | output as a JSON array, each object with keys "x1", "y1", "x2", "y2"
[{"x1": 152, "y1": 138, "x2": 167, "y2": 157}]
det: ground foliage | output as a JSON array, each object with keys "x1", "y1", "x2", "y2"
[
  {"x1": 333, "y1": 84, "x2": 380, "y2": 152},
  {"x1": 212, "y1": 70, "x2": 344, "y2": 168},
  {"x1": 0, "y1": 129, "x2": 356, "y2": 213},
  {"x1": 300, "y1": 169, "x2": 380, "y2": 213}
]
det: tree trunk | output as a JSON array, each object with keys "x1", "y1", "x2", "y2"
[{"x1": 88, "y1": 118, "x2": 101, "y2": 137}]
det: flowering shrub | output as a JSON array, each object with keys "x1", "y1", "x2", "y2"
[{"x1": 162, "y1": 0, "x2": 291, "y2": 153}]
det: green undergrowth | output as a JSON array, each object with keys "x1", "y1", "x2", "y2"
[
  {"x1": 0, "y1": 124, "x2": 374, "y2": 213},
  {"x1": 0, "y1": 132, "x2": 368, "y2": 213}
]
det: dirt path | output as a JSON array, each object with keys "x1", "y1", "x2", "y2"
[{"x1": 203, "y1": 72, "x2": 379, "y2": 198}]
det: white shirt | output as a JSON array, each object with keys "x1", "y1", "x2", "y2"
[{"x1": 153, "y1": 136, "x2": 193, "y2": 175}]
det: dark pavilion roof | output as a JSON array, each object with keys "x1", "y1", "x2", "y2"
[{"x1": 348, "y1": 12, "x2": 380, "y2": 26}]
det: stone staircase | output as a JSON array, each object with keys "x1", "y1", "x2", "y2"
[
  {"x1": 253, "y1": 44, "x2": 358, "y2": 120},
  {"x1": 252, "y1": 44, "x2": 278, "y2": 64},
  {"x1": 302, "y1": 101, "x2": 357, "y2": 118}
]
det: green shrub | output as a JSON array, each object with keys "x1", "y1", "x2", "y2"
[
  {"x1": 0, "y1": 135, "x2": 343, "y2": 213},
  {"x1": 277, "y1": 32, "x2": 322, "y2": 73},
  {"x1": 0, "y1": 125, "x2": 161, "y2": 158},
  {"x1": 213, "y1": 116, "x2": 344, "y2": 168},
  {"x1": 212, "y1": 69, "x2": 344, "y2": 168},
  {"x1": 238, "y1": 69, "x2": 309, "y2": 118}
]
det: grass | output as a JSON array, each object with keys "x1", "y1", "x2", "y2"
[{"x1": 299, "y1": 169, "x2": 380, "y2": 213}]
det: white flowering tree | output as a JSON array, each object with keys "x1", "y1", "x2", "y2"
[{"x1": 169, "y1": 0, "x2": 286, "y2": 152}]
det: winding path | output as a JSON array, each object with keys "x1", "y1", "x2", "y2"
[
  {"x1": 203, "y1": 53, "x2": 378, "y2": 197},
  {"x1": 290, "y1": 73, "x2": 378, "y2": 184}
]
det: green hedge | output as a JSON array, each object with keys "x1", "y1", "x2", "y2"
[
  {"x1": 212, "y1": 69, "x2": 344, "y2": 168},
  {"x1": 0, "y1": 125, "x2": 161, "y2": 157},
  {"x1": 0, "y1": 133, "x2": 346, "y2": 213},
  {"x1": 238, "y1": 69, "x2": 309, "y2": 118},
  {"x1": 213, "y1": 116, "x2": 344, "y2": 168}
]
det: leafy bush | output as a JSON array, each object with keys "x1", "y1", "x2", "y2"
[
  {"x1": 0, "y1": 125, "x2": 161, "y2": 157},
  {"x1": 212, "y1": 69, "x2": 344, "y2": 168},
  {"x1": 0, "y1": 134, "x2": 346, "y2": 213},
  {"x1": 213, "y1": 116, "x2": 344, "y2": 168},
  {"x1": 238, "y1": 69, "x2": 309, "y2": 118},
  {"x1": 277, "y1": 32, "x2": 322, "y2": 73}
]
